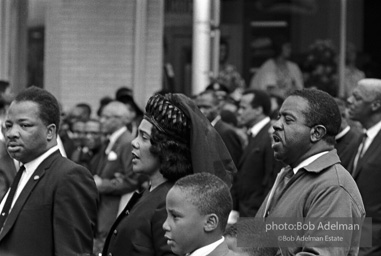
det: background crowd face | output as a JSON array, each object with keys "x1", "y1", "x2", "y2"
[
  {"x1": 347, "y1": 83, "x2": 375, "y2": 124},
  {"x1": 272, "y1": 96, "x2": 312, "y2": 166},
  {"x1": 99, "y1": 103, "x2": 126, "y2": 135},
  {"x1": 131, "y1": 119, "x2": 160, "y2": 177},
  {"x1": 237, "y1": 93, "x2": 258, "y2": 128},
  {"x1": 84, "y1": 120, "x2": 102, "y2": 150},
  {"x1": 68, "y1": 106, "x2": 90, "y2": 124},
  {"x1": 195, "y1": 93, "x2": 219, "y2": 122},
  {"x1": 71, "y1": 120, "x2": 86, "y2": 147},
  {"x1": 5, "y1": 100, "x2": 53, "y2": 163}
]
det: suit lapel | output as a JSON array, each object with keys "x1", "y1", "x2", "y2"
[
  {"x1": 111, "y1": 133, "x2": 122, "y2": 152},
  {"x1": 240, "y1": 135, "x2": 255, "y2": 164},
  {"x1": 346, "y1": 134, "x2": 364, "y2": 175},
  {"x1": 100, "y1": 130, "x2": 131, "y2": 172},
  {"x1": 214, "y1": 119, "x2": 222, "y2": 130},
  {"x1": 107, "y1": 130, "x2": 133, "y2": 156},
  {"x1": 94, "y1": 143, "x2": 109, "y2": 176},
  {"x1": 0, "y1": 151, "x2": 58, "y2": 241}
]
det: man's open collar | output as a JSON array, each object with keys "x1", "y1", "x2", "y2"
[{"x1": 301, "y1": 149, "x2": 341, "y2": 173}]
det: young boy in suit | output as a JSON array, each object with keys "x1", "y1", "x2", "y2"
[{"x1": 163, "y1": 172, "x2": 239, "y2": 256}]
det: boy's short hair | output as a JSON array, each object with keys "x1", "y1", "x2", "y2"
[{"x1": 174, "y1": 173, "x2": 233, "y2": 231}]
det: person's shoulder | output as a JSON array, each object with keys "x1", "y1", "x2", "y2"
[
  {"x1": 260, "y1": 58, "x2": 275, "y2": 69},
  {"x1": 136, "y1": 182, "x2": 173, "y2": 208},
  {"x1": 301, "y1": 152, "x2": 345, "y2": 186},
  {"x1": 52, "y1": 154, "x2": 92, "y2": 176},
  {"x1": 316, "y1": 163, "x2": 365, "y2": 215},
  {"x1": 207, "y1": 240, "x2": 241, "y2": 256},
  {"x1": 330, "y1": 163, "x2": 357, "y2": 186},
  {"x1": 150, "y1": 182, "x2": 174, "y2": 201},
  {"x1": 302, "y1": 163, "x2": 363, "y2": 209},
  {"x1": 286, "y1": 60, "x2": 302, "y2": 70},
  {"x1": 216, "y1": 120, "x2": 236, "y2": 132},
  {"x1": 138, "y1": 183, "x2": 173, "y2": 218},
  {"x1": 308, "y1": 162, "x2": 357, "y2": 193}
]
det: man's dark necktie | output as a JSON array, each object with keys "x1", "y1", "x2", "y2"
[
  {"x1": 96, "y1": 139, "x2": 110, "y2": 176},
  {"x1": 0, "y1": 165, "x2": 25, "y2": 228},
  {"x1": 247, "y1": 130, "x2": 254, "y2": 146},
  {"x1": 352, "y1": 132, "x2": 367, "y2": 176}
]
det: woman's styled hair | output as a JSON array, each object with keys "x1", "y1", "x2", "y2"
[
  {"x1": 149, "y1": 127, "x2": 192, "y2": 182},
  {"x1": 144, "y1": 93, "x2": 237, "y2": 186},
  {"x1": 144, "y1": 94, "x2": 192, "y2": 182}
]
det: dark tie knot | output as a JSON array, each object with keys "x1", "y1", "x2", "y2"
[
  {"x1": 18, "y1": 165, "x2": 26, "y2": 173},
  {"x1": 283, "y1": 167, "x2": 294, "y2": 181},
  {"x1": 283, "y1": 166, "x2": 294, "y2": 178}
]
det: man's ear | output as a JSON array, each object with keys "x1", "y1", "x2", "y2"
[
  {"x1": 371, "y1": 99, "x2": 381, "y2": 111},
  {"x1": 253, "y1": 106, "x2": 263, "y2": 115},
  {"x1": 310, "y1": 125, "x2": 327, "y2": 142},
  {"x1": 46, "y1": 124, "x2": 57, "y2": 141},
  {"x1": 204, "y1": 214, "x2": 219, "y2": 232}
]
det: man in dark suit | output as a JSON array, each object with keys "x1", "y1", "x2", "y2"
[
  {"x1": 0, "y1": 86, "x2": 98, "y2": 255},
  {"x1": 0, "y1": 95, "x2": 16, "y2": 200},
  {"x1": 347, "y1": 78, "x2": 381, "y2": 256},
  {"x1": 334, "y1": 97, "x2": 362, "y2": 169},
  {"x1": 196, "y1": 90, "x2": 242, "y2": 167},
  {"x1": 91, "y1": 101, "x2": 143, "y2": 254},
  {"x1": 0, "y1": 140, "x2": 17, "y2": 200},
  {"x1": 232, "y1": 89, "x2": 280, "y2": 217}
]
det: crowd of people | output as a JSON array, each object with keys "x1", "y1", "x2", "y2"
[{"x1": 0, "y1": 38, "x2": 380, "y2": 256}]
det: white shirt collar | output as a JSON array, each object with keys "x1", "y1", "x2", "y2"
[
  {"x1": 362, "y1": 119, "x2": 381, "y2": 154},
  {"x1": 211, "y1": 115, "x2": 221, "y2": 127},
  {"x1": 23, "y1": 145, "x2": 60, "y2": 171},
  {"x1": 0, "y1": 145, "x2": 60, "y2": 212},
  {"x1": 365, "y1": 119, "x2": 381, "y2": 144},
  {"x1": 293, "y1": 151, "x2": 329, "y2": 174},
  {"x1": 335, "y1": 126, "x2": 350, "y2": 140},
  {"x1": 56, "y1": 135, "x2": 67, "y2": 157},
  {"x1": 250, "y1": 117, "x2": 270, "y2": 137},
  {"x1": 106, "y1": 126, "x2": 127, "y2": 154},
  {"x1": 189, "y1": 237, "x2": 224, "y2": 256},
  {"x1": 0, "y1": 120, "x2": 4, "y2": 141}
]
